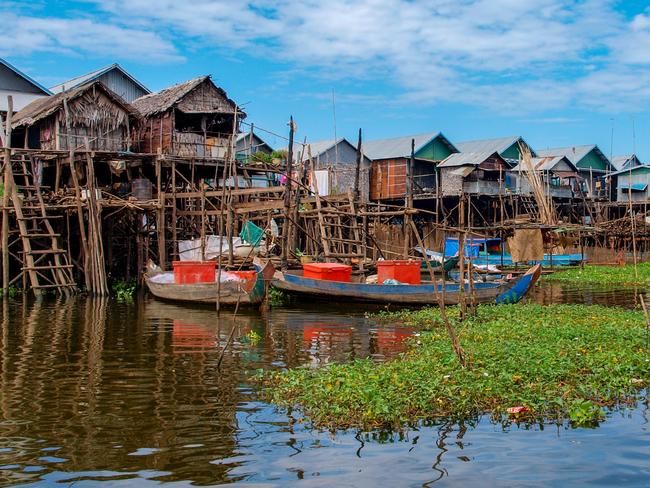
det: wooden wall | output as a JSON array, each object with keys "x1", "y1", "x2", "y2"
[
  {"x1": 137, "y1": 112, "x2": 173, "y2": 154},
  {"x1": 370, "y1": 158, "x2": 407, "y2": 200}
]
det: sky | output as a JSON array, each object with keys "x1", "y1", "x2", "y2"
[{"x1": 2, "y1": 0, "x2": 650, "y2": 160}]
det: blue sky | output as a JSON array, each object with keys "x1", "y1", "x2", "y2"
[{"x1": 2, "y1": 0, "x2": 650, "y2": 159}]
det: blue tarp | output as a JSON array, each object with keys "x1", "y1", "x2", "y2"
[{"x1": 444, "y1": 237, "x2": 502, "y2": 257}]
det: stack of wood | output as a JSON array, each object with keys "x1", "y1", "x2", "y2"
[{"x1": 598, "y1": 213, "x2": 650, "y2": 236}]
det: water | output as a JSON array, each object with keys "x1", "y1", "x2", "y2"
[{"x1": 0, "y1": 284, "x2": 648, "y2": 487}]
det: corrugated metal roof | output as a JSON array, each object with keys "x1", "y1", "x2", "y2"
[
  {"x1": 611, "y1": 154, "x2": 642, "y2": 171},
  {"x1": 363, "y1": 132, "x2": 456, "y2": 160},
  {"x1": 50, "y1": 63, "x2": 150, "y2": 96},
  {"x1": 536, "y1": 144, "x2": 613, "y2": 172},
  {"x1": 455, "y1": 136, "x2": 532, "y2": 156},
  {"x1": 610, "y1": 164, "x2": 650, "y2": 176},
  {"x1": 282, "y1": 138, "x2": 349, "y2": 161},
  {"x1": 0, "y1": 58, "x2": 51, "y2": 95},
  {"x1": 437, "y1": 151, "x2": 499, "y2": 168},
  {"x1": 512, "y1": 155, "x2": 578, "y2": 173}
]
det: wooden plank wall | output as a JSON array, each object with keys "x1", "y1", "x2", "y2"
[{"x1": 370, "y1": 158, "x2": 407, "y2": 200}]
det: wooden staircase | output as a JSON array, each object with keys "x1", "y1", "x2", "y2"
[{"x1": 7, "y1": 154, "x2": 76, "y2": 296}]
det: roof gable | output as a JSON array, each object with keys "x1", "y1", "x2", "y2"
[
  {"x1": 12, "y1": 80, "x2": 138, "y2": 128},
  {"x1": 438, "y1": 151, "x2": 507, "y2": 168},
  {"x1": 536, "y1": 145, "x2": 613, "y2": 172},
  {"x1": 132, "y1": 76, "x2": 241, "y2": 118},
  {"x1": 611, "y1": 154, "x2": 643, "y2": 171},
  {"x1": 49, "y1": 63, "x2": 150, "y2": 97},
  {"x1": 236, "y1": 131, "x2": 274, "y2": 154},
  {"x1": 0, "y1": 58, "x2": 51, "y2": 96},
  {"x1": 364, "y1": 132, "x2": 458, "y2": 160},
  {"x1": 456, "y1": 136, "x2": 535, "y2": 159}
]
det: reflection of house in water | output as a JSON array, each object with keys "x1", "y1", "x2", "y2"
[
  {"x1": 172, "y1": 320, "x2": 218, "y2": 354},
  {"x1": 369, "y1": 326, "x2": 416, "y2": 359},
  {"x1": 0, "y1": 298, "x2": 253, "y2": 485}
]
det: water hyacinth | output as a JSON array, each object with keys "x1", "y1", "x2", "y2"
[
  {"x1": 260, "y1": 304, "x2": 650, "y2": 431},
  {"x1": 544, "y1": 263, "x2": 650, "y2": 287}
]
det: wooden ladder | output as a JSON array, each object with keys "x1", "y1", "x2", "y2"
[
  {"x1": 518, "y1": 195, "x2": 539, "y2": 219},
  {"x1": 8, "y1": 154, "x2": 76, "y2": 296}
]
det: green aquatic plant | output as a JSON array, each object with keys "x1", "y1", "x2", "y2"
[
  {"x1": 0, "y1": 286, "x2": 21, "y2": 298},
  {"x1": 241, "y1": 330, "x2": 261, "y2": 345},
  {"x1": 267, "y1": 287, "x2": 289, "y2": 306},
  {"x1": 544, "y1": 263, "x2": 650, "y2": 287},
  {"x1": 261, "y1": 304, "x2": 650, "y2": 430},
  {"x1": 112, "y1": 279, "x2": 137, "y2": 302}
]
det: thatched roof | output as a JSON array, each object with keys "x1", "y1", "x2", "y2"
[
  {"x1": 12, "y1": 80, "x2": 138, "y2": 128},
  {"x1": 132, "y1": 75, "x2": 242, "y2": 118}
]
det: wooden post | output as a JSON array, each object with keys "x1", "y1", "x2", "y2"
[
  {"x1": 353, "y1": 128, "x2": 362, "y2": 202},
  {"x1": 403, "y1": 139, "x2": 415, "y2": 258},
  {"x1": 171, "y1": 161, "x2": 177, "y2": 260},
  {"x1": 157, "y1": 156, "x2": 166, "y2": 269},
  {"x1": 2, "y1": 96, "x2": 12, "y2": 296},
  {"x1": 281, "y1": 116, "x2": 295, "y2": 271},
  {"x1": 458, "y1": 195, "x2": 466, "y2": 321}
]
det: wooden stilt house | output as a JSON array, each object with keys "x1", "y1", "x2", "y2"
[
  {"x1": 364, "y1": 132, "x2": 458, "y2": 201},
  {"x1": 132, "y1": 76, "x2": 245, "y2": 159}
]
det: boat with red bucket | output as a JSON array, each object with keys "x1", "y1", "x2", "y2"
[
  {"x1": 145, "y1": 259, "x2": 275, "y2": 305},
  {"x1": 272, "y1": 262, "x2": 542, "y2": 306}
]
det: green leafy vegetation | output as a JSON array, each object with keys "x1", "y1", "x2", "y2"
[
  {"x1": 544, "y1": 263, "x2": 650, "y2": 287},
  {"x1": 244, "y1": 330, "x2": 262, "y2": 345},
  {"x1": 267, "y1": 287, "x2": 289, "y2": 306},
  {"x1": 261, "y1": 304, "x2": 650, "y2": 430},
  {"x1": 112, "y1": 279, "x2": 137, "y2": 302},
  {"x1": 0, "y1": 286, "x2": 21, "y2": 298},
  {"x1": 250, "y1": 150, "x2": 288, "y2": 164}
]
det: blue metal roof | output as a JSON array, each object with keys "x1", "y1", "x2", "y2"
[
  {"x1": 0, "y1": 58, "x2": 51, "y2": 95},
  {"x1": 620, "y1": 183, "x2": 647, "y2": 192}
]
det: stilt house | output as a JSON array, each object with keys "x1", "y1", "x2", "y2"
[
  {"x1": 613, "y1": 165, "x2": 650, "y2": 202},
  {"x1": 437, "y1": 151, "x2": 509, "y2": 196},
  {"x1": 11, "y1": 80, "x2": 138, "y2": 151},
  {"x1": 511, "y1": 155, "x2": 579, "y2": 198},
  {"x1": 364, "y1": 132, "x2": 458, "y2": 201},
  {"x1": 536, "y1": 145, "x2": 615, "y2": 199},
  {"x1": 300, "y1": 138, "x2": 372, "y2": 202},
  {"x1": 132, "y1": 76, "x2": 244, "y2": 159},
  {"x1": 456, "y1": 136, "x2": 536, "y2": 166}
]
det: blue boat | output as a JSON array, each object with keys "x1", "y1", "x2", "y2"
[
  {"x1": 271, "y1": 264, "x2": 541, "y2": 306},
  {"x1": 444, "y1": 237, "x2": 583, "y2": 267}
]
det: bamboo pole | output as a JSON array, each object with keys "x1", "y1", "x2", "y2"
[
  {"x1": 281, "y1": 116, "x2": 295, "y2": 271},
  {"x1": 2, "y1": 96, "x2": 12, "y2": 296}
]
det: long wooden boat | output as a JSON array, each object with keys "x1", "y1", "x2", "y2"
[
  {"x1": 272, "y1": 264, "x2": 541, "y2": 306},
  {"x1": 145, "y1": 260, "x2": 274, "y2": 305}
]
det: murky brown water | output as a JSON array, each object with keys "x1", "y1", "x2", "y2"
[{"x1": 0, "y1": 284, "x2": 648, "y2": 486}]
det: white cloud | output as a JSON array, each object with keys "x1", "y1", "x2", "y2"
[
  {"x1": 0, "y1": 11, "x2": 181, "y2": 62},
  {"x1": 4, "y1": 0, "x2": 650, "y2": 112}
]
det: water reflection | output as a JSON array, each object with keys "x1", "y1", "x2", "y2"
[{"x1": 0, "y1": 284, "x2": 648, "y2": 486}]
